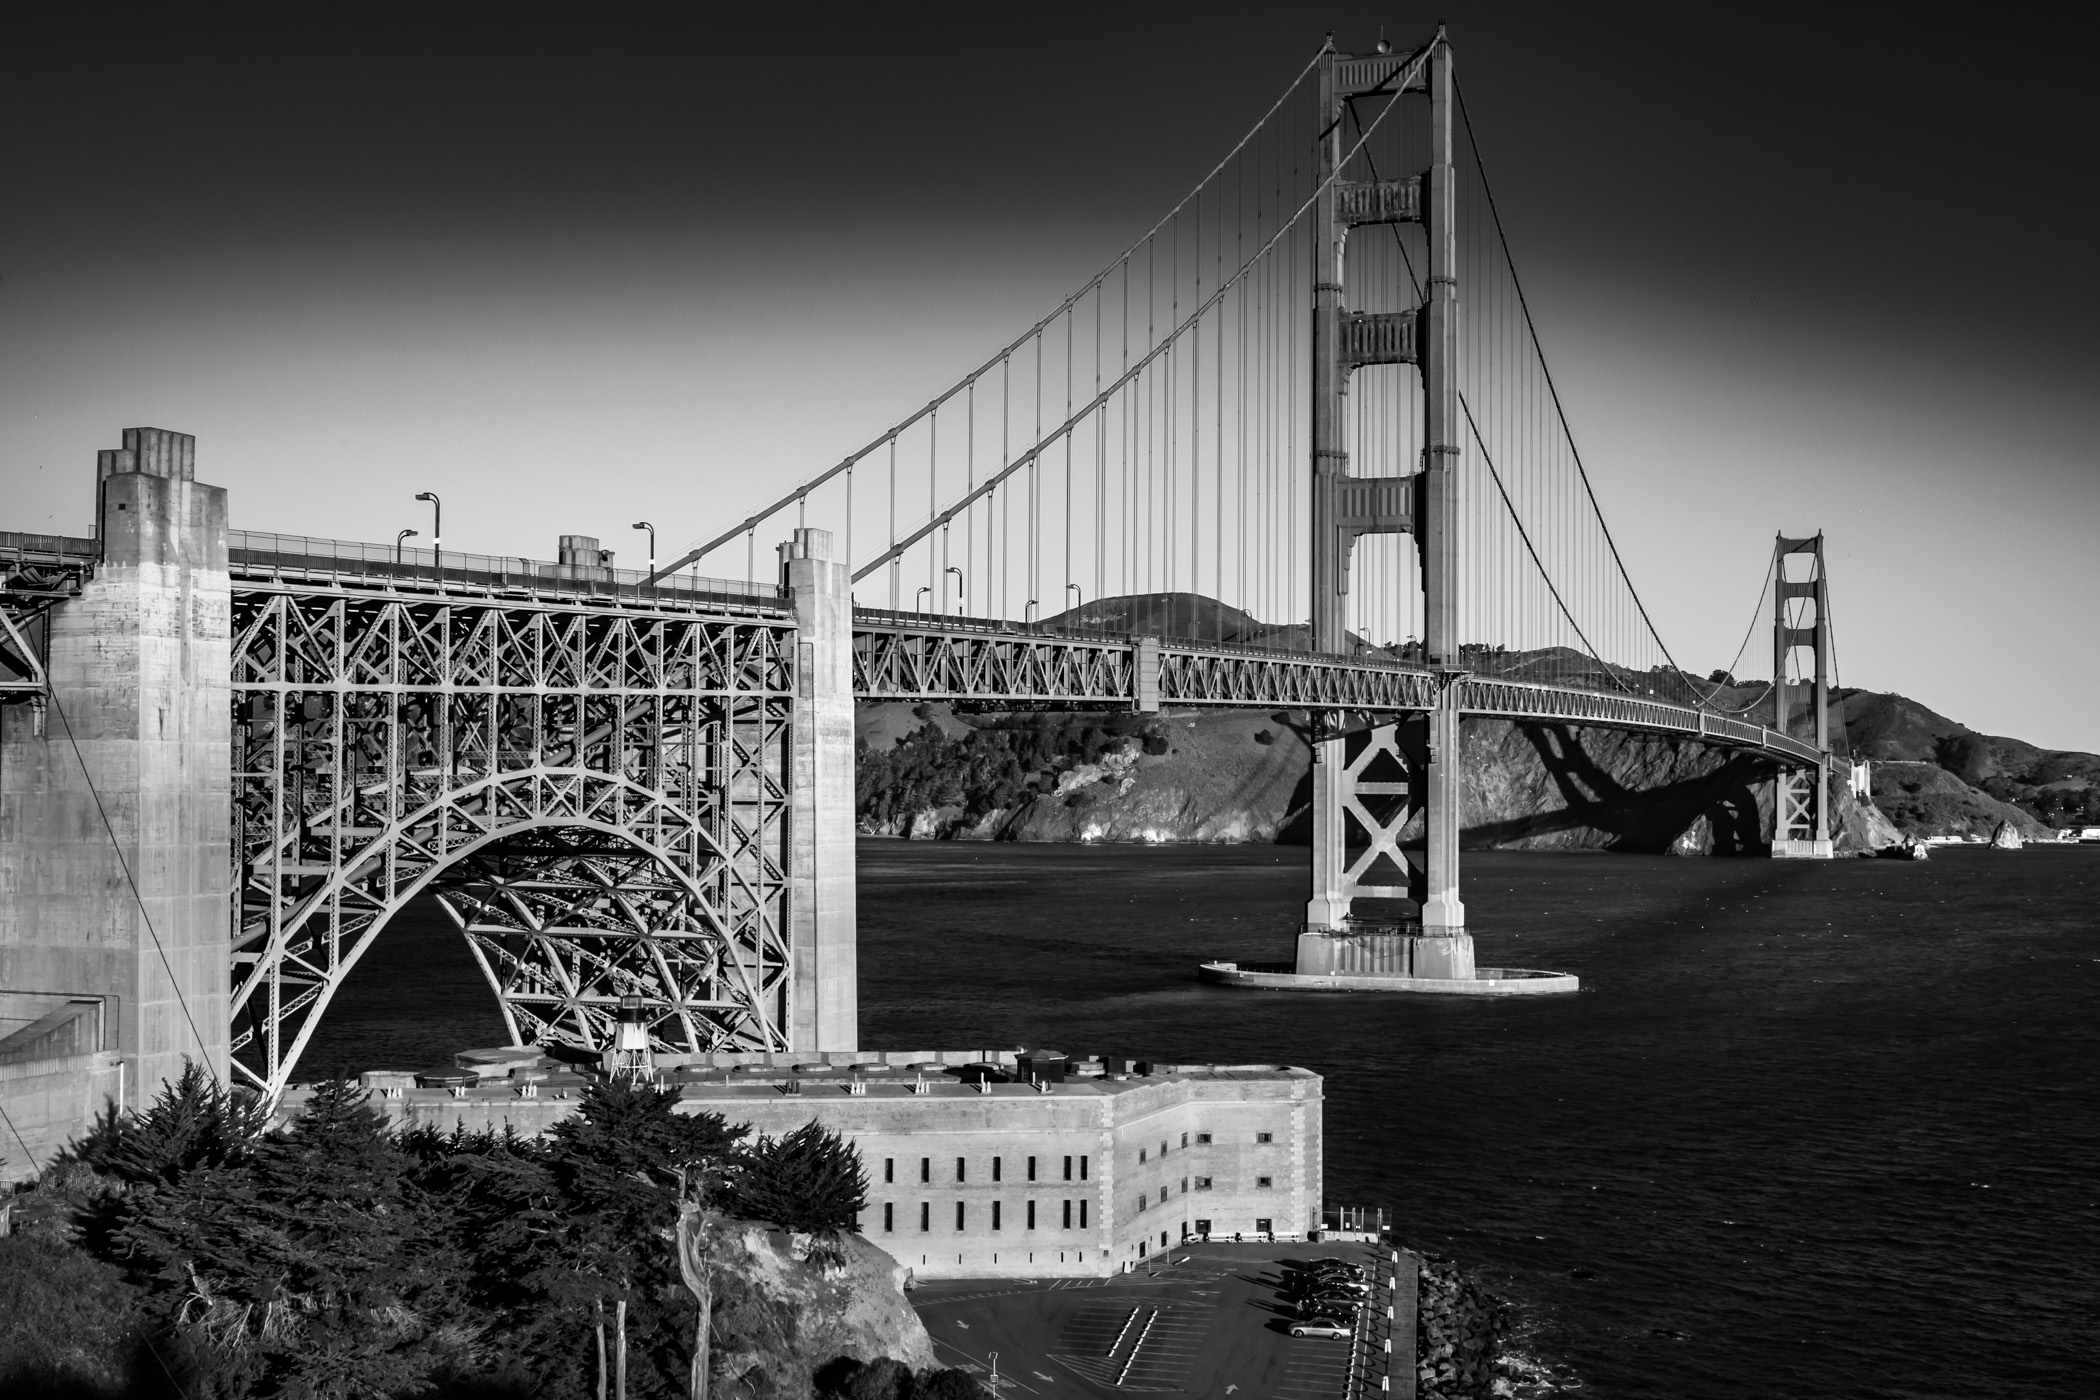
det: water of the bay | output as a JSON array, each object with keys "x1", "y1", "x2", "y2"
[{"x1": 305, "y1": 842, "x2": 2100, "y2": 1399}]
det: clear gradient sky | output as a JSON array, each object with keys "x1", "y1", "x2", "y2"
[{"x1": 4, "y1": 6, "x2": 2094, "y2": 750}]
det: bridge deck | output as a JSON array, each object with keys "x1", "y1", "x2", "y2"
[{"x1": 4, "y1": 528, "x2": 1821, "y2": 768}]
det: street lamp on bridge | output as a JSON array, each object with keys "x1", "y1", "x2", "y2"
[
  {"x1": 915, "y1": 585, "x2": 932, "y2": 614},
  {"x1": 414, "y1": 492, "x2": 441, "y2": 582},
  {"x1": 394, "y1": 528, "x2": 418, "y2": 566},
  {"x1": 632, "y1": 521, "x2": 655, "y2": 584},
  {"x1": 945, "y1": 565, "x2": 963, "y2": 614}
]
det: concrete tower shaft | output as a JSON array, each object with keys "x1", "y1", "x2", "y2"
[{"x1": 1, "y1": 429, "x2": 232, "y2": 1156}]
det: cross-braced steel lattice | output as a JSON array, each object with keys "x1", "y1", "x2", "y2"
[
  {"x1": 227, "y1": 581, "x2": 796, "y2": 1096},
  {"x1": 434, "y1": 829, "x2": 785, "y2": 1053}
]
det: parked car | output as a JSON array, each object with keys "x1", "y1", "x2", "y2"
[
  {"x1": 1296, "y1": 1293, "x2": 1364, "y2": 1318},
  {"x1": 1301, "y1": 1274, "x2": 1371, "y2": 1296},
  {"x1": 1307, "y1": 1258, "x2": 1367, "y2": 1277},
  {"x1": 1289, "y1": 1317, "x2": 1353, "y2": 1340}
]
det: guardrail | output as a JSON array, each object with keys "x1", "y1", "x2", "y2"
[{"x1": 227, "y1": 530, "x2": 787, "y2": 614}]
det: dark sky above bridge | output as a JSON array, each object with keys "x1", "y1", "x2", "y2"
[{"x1": 3, "y1": 6, "x2": 2094, "y2": 750}]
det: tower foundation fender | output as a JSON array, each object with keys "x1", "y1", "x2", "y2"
[{"x1": 781, "y1": 528, "x2": 858, "y2": 1051}]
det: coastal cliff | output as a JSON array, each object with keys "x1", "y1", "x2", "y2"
[{"x1": 703, "y1": 1222, "x2": 937, "y2": 1398}]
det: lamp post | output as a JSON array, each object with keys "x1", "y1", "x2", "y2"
[
  {"x1": 1024, "y1": 599, "x2": 1039, "y2": 625},
  {"x1": 915, "y1": 585, "x2": 932, "y2": 613},
  {"x1": 632, "y1": 521, "x2": 655, "y2": 591},
  {"x1": 414, "y1": 492, "x2": 441, "y2": 584},
  {"x1": 395, "y1": 528, "x2": 419, "y2": 566},
  {"x1": 945, "y1": 565, "x2": 964, "y2": 615}
]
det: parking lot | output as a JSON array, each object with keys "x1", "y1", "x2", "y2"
[{"x1": 909, "y1": 1241, "x2": 1412, "y2": 1400}]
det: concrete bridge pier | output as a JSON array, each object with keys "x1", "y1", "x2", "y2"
[
  {"x1": 781, "y1": 527, "x2": 858, "y2": 1051},
  {"x1": 1, "y1": 430, "x2": 231, "y2": 1177}
]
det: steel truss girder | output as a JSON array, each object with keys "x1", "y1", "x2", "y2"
[
  {"x1": 851, "y1": 622, "x2": 1442, "y2": 713},
  {"x1": 850, "y1": 617, "x2": 1819, "y2": 768},
  {"x1": 228, "y1": 584, "x2": 796, "y2": 1098},
  {"x1": 1455, "y1": 677, "x2": 1822, "y2": 765}
]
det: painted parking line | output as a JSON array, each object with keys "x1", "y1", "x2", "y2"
[{"x1": 928, "y1": 1335, "x2": 1047, "y2": 1397}]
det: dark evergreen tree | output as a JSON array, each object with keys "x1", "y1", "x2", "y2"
[
  {"x1": 913, "y1": 1369, "x2": 987, "y2": 1400},
  {"x1": 115, "y1": 1078, "x2": 474, "y2": 1398},
  {"x1": 69, "y1": 1058, "x2": 260, "y2": 1187},
  {"x1": 529, "y1": 1079, "x2": 749, "y2": 1398},
  {"x1": 724, "y1": 1121, "x2": 869, "y2": 1237}
]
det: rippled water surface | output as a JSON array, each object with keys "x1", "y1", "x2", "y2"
[{"x1": 311, "y1": 842, "x2": 2100, "y2": 1399}]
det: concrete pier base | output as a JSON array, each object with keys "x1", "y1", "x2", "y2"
[
  {"x1": 1200, "y1": 961, "x2": 1578, "y2": 995},
  {"x1": 1220, "y1": 928, "x2": 1572, "y2": 995},
  {"x1": 1291, "y1": 929, "x2": 1478, "y2": 981}
]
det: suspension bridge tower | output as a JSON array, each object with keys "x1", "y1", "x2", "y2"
[
  {"x1": 1771, "y1": 533, "x2": 1835, "y2": 858},
  {"x1": 1295, "y1": 32, "x2": 1478, "y2": 982}
]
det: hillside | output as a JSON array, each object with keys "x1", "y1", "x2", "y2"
[{"x1": 1838, "y1": 691, "x2": 2100, "y2": 830}]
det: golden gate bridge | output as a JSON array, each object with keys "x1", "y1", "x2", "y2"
[{"x1": 0, "y1": 32, "x2": 1840, "y2": 1101}]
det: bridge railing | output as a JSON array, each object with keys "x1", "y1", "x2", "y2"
[
  {"x1": 1459, "y1": 675, "x2": 1823, "y2": 764},
  {"x1": 227, "y1": 530, "x2": 788, "y2": 614}
]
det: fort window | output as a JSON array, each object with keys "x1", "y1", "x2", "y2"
[
  {"x1": 883, "y1": 1203, "x2": 894, "y2": 1232},
  {"x1": 1027, "y1": 1155, "x2": 1038, "y2": 1181},
  {"x1": 1137, "y1": 1193, "x2": 1147, "y2": 1212},
  {"x1": 920, "y1": 1202, "x2": 930, "y2": 1232},
  {"x1": 1256, "y1": 1132, "x2": 1274, "y2": 1144},
  {"x1": 955, "y1": 1202, "x2": 966, "y2": 1230},
  {"x1": 1138, "y1": 1147, "x2": 1147, "y2": 1163},
  {"x1": 1027, "y1": 1200, "x2": 1037, "y2": 1229},
  {"x1": 1180, "y1": 1177, "x2": 1188, "y2": 1194},
  {"x1": 1255, "y1": 1217, "x2": 1273, "y2": 1233},
  {"x1": 992, "y1": 1201, "x2": 1002, "y2": 1231},
  {"x1": 956, "y1": 1157, "x2": 967, "y2": 1182},
  {"x1": 1081, "y1": 1200, "x2": 1089, "y2": 1229},
  {"x1": 1194, "y1": 1176, "x2": 1212, "y2": 1190},
  {"x1": 1081, "y1": 1155, "x2": 1090, "y2": 1180},
  {"x1": 1160, "y1": 1140, "x2": 1168, "y2": 1157},
  {"x1": 1180, "y1": 1133, "x2": 1189, "y2": 1149},
  {"x1": 884, "y1": 1158, "x2": 895, "y2": 1184},
  {"x1": 1195, "y1": 1218, "x2": 1212, "y2": 1235},
  {"x1": 920, "y1": 1157, "x2": 931, "y2": 1183},
  {"x1": 1195, "y1": 1133, "x2": 1213, "y2": 1144},
  {"x1": 1257, "y1": 1175, "x2": 1273, "y2": 1188},
  {"x1": 1063, "y1": 1199, "x2": 1073, "y2": 1229},
  {"x1": 993, "y1": 1156, "x2": 1002, "y2": 1182},
  {"x1": 1063, "y1": 1155, "x2": 1072, "y2": 1181}
]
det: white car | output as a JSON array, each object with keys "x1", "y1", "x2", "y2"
[{"x1": 1289, "y1": 1318, "x2": 1352, "y2": 1340}]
